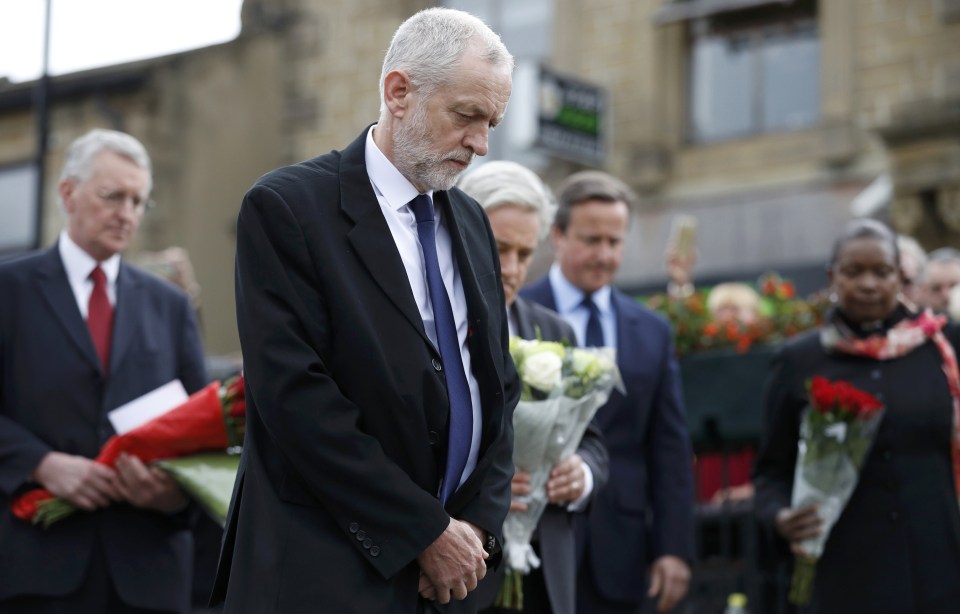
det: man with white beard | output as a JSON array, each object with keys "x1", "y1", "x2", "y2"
[{"x1": 212, "y1": 8, "x2": 521, "y2": 614}]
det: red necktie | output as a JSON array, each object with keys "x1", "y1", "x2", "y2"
[{"x1": 88, "y1": 266, "x2": 113, "y2": 372}]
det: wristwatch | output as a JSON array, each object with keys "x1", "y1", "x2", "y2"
[
  {"x1": 482, "y1": 530, "x2": 501, "y2": 567},
  {"x1": 483, "y1": 531, "x2": 497, "y2": 555}
]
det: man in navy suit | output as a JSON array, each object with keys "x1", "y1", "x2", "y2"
[
  {"x1": 213, "y1": 9, "x2": 519, "y2": 613},
  {"x1": 521, "y1": 171, "x2": 694, "y2": 613},
  {"x1": 0, "y1": 129, "x2": 208, "y2": 613},
  {"x1": 459, "y1": 161, "x2": 609, "y2": 614}
]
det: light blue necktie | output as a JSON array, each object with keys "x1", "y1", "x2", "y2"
[{"x1": 409, "y1": 194, "x2": 473, "y2": 504}]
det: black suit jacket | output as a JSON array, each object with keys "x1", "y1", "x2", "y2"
[
  {"x1": 213, "y1": 127, "x2": 520, "y2": 613},
  {"x1": 477, "y1": 297, "x2": 608, "y2": 614},
  {"x1": 753, "y1": 320, "x2": 960, "y2": 612},
  {"x1": 0, "y1": 245, "x2": 208, "y2": 612},
  {"x1": 521, "y1": 277, "x2": 695, "y2": 605}
]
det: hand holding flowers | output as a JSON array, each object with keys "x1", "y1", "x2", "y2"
[
  {"x1": 12, "y1": 374, "x2": 245, "y2": 527},
  {"x1": 496, "y1": 338, "x2": 622, "y2": 610},
  {"x1": 786, "y1": 376, "x2": 884, "y2": 605}
]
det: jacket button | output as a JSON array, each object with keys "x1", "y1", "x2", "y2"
[
  {"x1": 370, "y1": 546, "x2": 381, "y2": 557},
  {"x1": 356, "y1": 530, "x2": 366, "y2": 541},
  {"x1": 882, "y1": 450, "x2": 892, "y2": 461},
  {"x1": 871, "y1": 369, "x2": 881, "y2": 380},
  {"x1": 432, "y1": 358, "x2": 442, "y2": 372},
  {"x1": 363, "y1": 538, "x2": 373, "y2": 549},
  {"x1": 348, "y1": 523, "x2": 359, "y2": 534},
  {"x1": 428, "y1": 430, "x2": 440, "y2": 445},
  {"x1": 889, "y1": 511, "x2": 899, "y2": 521}
]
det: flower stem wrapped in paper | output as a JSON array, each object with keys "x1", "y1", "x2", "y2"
[
  {"x1": 11, "y1": 374, "x2": 245, "y2": 528},
  {"x1": 495, "y1": 337, "x2": 623, "y2": 610},
  {"x1": 788, "y1": 376, "x2": 884, "y2": 605}
]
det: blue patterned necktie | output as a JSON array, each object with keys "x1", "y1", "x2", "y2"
[
  {"x1": 408, "y1": 194, "x2": 473, "y2": 504},
  {"x1": 583, "y1": 294, "x2": 604, "y2": 347}
]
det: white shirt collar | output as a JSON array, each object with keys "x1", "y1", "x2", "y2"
[
  {"x1": 548, "y1": 263, "x2": 612, "y2": 315},
  {"x1": 58, "y1": 230, "x2": 121, "y2": 286},
  {"x1": 364, "y1": 124, "x2": 434, "y2": 210}
]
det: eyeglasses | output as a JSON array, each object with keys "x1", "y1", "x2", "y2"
[{"x1": 95, "y1": 187, "x2": 155, "y2": 213}]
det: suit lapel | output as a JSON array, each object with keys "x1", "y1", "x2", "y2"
[
  {"x1": 340, "y1": 131, "x2": 433, "y2": 348},
  {"x1": 109, "y1": 263, "x2": 142, "y2": 376},
  {"x1": 526, "y1": 277, "x2": 559, "y2": 312},
  {"x1": 512, "y1": 299, "x2": 535, "y2": 339},
  {"x1": 440, "y1": 190, "x2": 506, "y2": 451},
  {"x1": 612, "y1": 290, "x2": 641, "y2": 367},
  {"x1": 36, "y1": 246, "x2": 102, "y2": 372},
  {"x1": 437, "y1": 190, "x2": 488, "y2": 332}
]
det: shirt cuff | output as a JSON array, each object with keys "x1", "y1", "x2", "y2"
[{"x1": 566, "y1": 461, "x2": 594, "y2": 512}]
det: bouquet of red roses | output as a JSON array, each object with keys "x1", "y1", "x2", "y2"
[
  {"x1": 12, "y1": 374, "x2": 245, "y2": 528},
  {"x1": 788, "y1": 376, "x2": 884, "y2": 605}
]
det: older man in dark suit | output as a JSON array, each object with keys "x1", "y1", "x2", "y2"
[
  {"x1": 212, "y1": 8, "x2": 519, "y2": 614},
  {"x1": 521, "y1": 171, "x2": 695, "y2": 614},
  {"x1": 458, "y1": 161, "x2": 608, "y2": 614},
  {"x1": 0, "y1": 129, "x2": 208, "y2": 613}
]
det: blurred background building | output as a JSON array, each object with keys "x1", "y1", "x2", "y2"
[{"x1": 1, "y1": 0, "x2": 958, "y2": 355}]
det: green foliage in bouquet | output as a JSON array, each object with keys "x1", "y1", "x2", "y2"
[
  {"x1": 509, "y1": 337, "x2": 618, "y2": 401},
  {"x1": 643, "y1": 273, "x2": 830, "y2": 356},
  {"x1": 788, "y1": 376, "x2": 884, "y2": 606},
  {"x1": 500, "y1": 337, "x2": 622, "y2": 610}
]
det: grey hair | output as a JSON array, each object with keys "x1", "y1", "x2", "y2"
[
  {"x1": 828, "y1": 218, "x2": 899, "y2": 270},
  {"x1": 928, "y1": 246, "x2": 960, "y2": 264},
  {"x1": 924, "y1": 246, "x2": 960, "y2": 282},
  {"x1": 378, "y1": 7, "x2": 514, "y2": 117},
  {"x1": 457, "y1": 161, "x2": 556, "y2": 240},
  {"x1": 897, "y1": 234, "x2": 927, "y2": 278},
  {"x1": 554, "y1": 170, "x2": 637, "y2": 232},
  {"x1": 59, "y1": 129, "x2": 152, "y2": 192}
]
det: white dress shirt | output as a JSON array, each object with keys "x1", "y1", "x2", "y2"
[
  {"x1": 59, "y1": 230, "x2": 121, "y2": 317},
  {"x1": 364, "y1": 126, "x2": 482, "y2": 489}
]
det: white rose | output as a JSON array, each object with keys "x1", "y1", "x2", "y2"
[{"x1": 523, "y1": 351, "x2": 563, "y2": 393}]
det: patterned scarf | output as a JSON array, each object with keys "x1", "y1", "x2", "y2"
[{"x1": 821, "y1": 307, "x2": 960, "y2": 508}]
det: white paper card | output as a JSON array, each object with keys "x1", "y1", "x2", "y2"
[{"x1": 108, "y1": 379, "x2": 188, "y2": 435}]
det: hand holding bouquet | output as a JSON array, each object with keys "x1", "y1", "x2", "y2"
[
  {"x1": 12, "y1": 374, "x2": 245, "y2": 528},
  {"x1": 496, "y1": 338, "x2": 622, "y2": 609},
  {"x1": 788, "y1": 376, "x2": 884, "y2": 605}
]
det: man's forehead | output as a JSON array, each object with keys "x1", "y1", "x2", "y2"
[{"x1": 930, "y1": 260, "x2": 960, "y2": 275}]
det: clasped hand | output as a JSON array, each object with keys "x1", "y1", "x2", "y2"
[
  {"x1": 417, "y1": 519, "x2": 488, "y2": 604},
  {"x1": 510, "y1": 453, "x2": 585, "y2": 512},
  {"x1": 775, "y1": 504, "x2": 823, "y2": 555},
  {"x1": 34, "y1": 451, "x2": 187, "y2": 514}
]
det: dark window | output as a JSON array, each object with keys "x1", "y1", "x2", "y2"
[{"x1": 688, "y1": 1, "x2": 820, "y2": 142}]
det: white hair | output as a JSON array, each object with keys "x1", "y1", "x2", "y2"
[
  {"x1": 59, "y1": 128, "x2": 152, "y2": 192},
  {"x1": 378, "y1": 7, "x2": 514, "y2": 117},
  {"x1": 897, "y1": 235, "x2": 927, "y2": 277},
  {"x1": 948, "y1": 284, "x2": 960, "y2": 322},
  {"x1": 457, "y1": 161, "x2": 555, "y2": 240}
]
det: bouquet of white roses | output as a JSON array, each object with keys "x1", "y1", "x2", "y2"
[{"x1": 496, "y1": 337, "x2": 622, "y2": 609}]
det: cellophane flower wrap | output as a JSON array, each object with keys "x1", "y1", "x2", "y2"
[
  {"x1": 11, "y1": 374, "x2": 245, "y2": 528},
  {"x1": 788, "y1": 376, "x2": 884, "y2": 605},
  {"x1": 496, "y1": 337, "x2": 623, "y2": 610}
]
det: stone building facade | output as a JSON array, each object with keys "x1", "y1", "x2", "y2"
[{"x1": 0, "y1": 0, "x2": 957, "y2": 353}]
